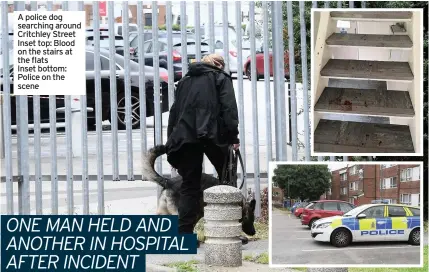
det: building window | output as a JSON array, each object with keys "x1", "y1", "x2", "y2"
[
  {"x1": 328, "y1": 188, "x2": 332, "y2": 195},
  {"x1": 390, "y1": 177, "x2": 397, "y2": 188},
  {"x1": 348, "y1": 197, "x2": 354, "y2": 204},
  {"x1": 340, "y1": 173, "x2": 347, "y2": 181},
  {"x1": 144, "y1": 13, "x2": 152, "y2": 26},
  {"x1": 341, "y1": 187, "x2": 347, "y2": 195},
  {"x1": 350, "y1": 166, "x2": 358, "y2": 175},
  {"x1": 400, "y1": 194, "x2": 411, "y2": 205},
  {"x1": 381, "y1": 177, "x2": 397, "y2": 189},
  {"x1": 349, "y1": 182, "x2": 356, "y2": 191},
  {"x1": 401, "y1": 168, "x2": 413, "y2": 182},
  {"x1": 382, "y1": 164, "x2": 396, "y2": 169}
]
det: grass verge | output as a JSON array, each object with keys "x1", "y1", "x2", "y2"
[
  {"x1": 243, "y1": 252, "x2": 269, "y2": 264},
  {"x1": 349, "y1": 246, "x2": 427, "y2": 272},
  {"x1": 244, "y1": 220, "x2": 269, "y2": 241},
  {"x1": 276, "y1": 207, "x2": 291, "y2": 213},
  {"x1": 165, "y1": 260, "x2": 199, "y2": 272},
  {"x1": 424, "y1": 221, "x2": 428, "y2": 233}
]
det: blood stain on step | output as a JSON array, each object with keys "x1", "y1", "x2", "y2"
[{"x1": 341, "y1": 100, "x2": 352, "y2": 111}]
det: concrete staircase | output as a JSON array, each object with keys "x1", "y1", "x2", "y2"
[{"x1": 313, "y1": 11, "x2": 422, "y2": 154}]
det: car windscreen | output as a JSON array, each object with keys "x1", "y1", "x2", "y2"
[
  {"x1": 87, "y1": 35, "x2": 123, "y2": 41},
  {"x1": 112, "y1": 53, "x2": 139, "y2": 71},
  {"x1": 128, "y1": 25, "x2": 138, "y2": 33},
  {"x1": 173, "y1": 42, "x2": 210, "y2": 54},
  {"x1": 305, "y1": 203, "x2": 314, "y2": 209},
  {"x1": 409, "y1": 207, "x2": 420, "y2": 216},
  {"x1": 343, "y1": 204, "x2": 372, "y2": 217},
  {"x1": 88, "y1": 36, "x2": 124, "y2": 47},
  {"x1": 99, "y1": 39, "x2": 124, "y2": 48},
  {"x1": 96, "y1": 49, "x2": 140, "y2": 72}
]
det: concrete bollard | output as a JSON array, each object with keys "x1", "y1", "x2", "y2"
[
  {"x1": 307, "y1": 268, "x2": 348, "y2": 272},
  {"x1": 203, "y1": 185, "x2": 243, "y2": 267}
]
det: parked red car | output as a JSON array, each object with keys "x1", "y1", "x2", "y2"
[
  {"x1": 243, "y1": 48, "x2": 290, "y2": 81},
  {"x1": 301, "y1": 200, "x2": 356, "y2": 227},
  {"x1": 293, "y1": 202, "x2": 311, "y2": 218}
]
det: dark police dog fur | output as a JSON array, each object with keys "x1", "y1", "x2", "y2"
[{"x1": 142, "y1": 145, "x2": 256, "y2": 239}]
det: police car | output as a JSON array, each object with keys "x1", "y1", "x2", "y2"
[{"x1": 310, "y1": 204, "x2": 420, "y2": 247}]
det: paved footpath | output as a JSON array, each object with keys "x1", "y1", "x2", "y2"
[{"x1": 146, "y1": 240, "x2": 299, "y2": 272}]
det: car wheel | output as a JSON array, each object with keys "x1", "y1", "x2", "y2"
[
  {"x1": 409, "y1": 228, "x2": 420, "y2": 246},
  {"x1": 330, "y1": 228, "x2": 351, "y2": 247},
  {"x1": 309, "y1": 218, "x2": 319, "y2": 228},
  {"x1": 245, "y1": 65, "x2": 252, "y2": 81},
  {"x1": 245, "y1": 65, "x2": 259, "y2": 81},
  {"x1": 116, "y1": 91, "x2": 141, "y2": 130}
]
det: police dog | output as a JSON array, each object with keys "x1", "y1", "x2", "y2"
[{"x1": 142, "y1": 145, "x2": 256, "y2": 241}]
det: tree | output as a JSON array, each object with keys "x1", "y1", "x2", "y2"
[{"x1": 272, "y1": 165, "x2": 331, "y2": 201}]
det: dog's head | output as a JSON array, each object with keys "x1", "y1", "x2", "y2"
[{"x1": 240, "y1": 199, "x2": 256, "y2": 236}]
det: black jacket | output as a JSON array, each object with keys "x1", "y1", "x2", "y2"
[{"x1": 165, "y1": 62, "x2": 239, "y2": 155}]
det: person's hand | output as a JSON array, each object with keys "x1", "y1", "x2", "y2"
[{"x1": 233, "y1": 143, "x2": 240, "y2": 150}]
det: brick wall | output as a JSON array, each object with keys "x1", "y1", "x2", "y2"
[
  {"x1": 272, "y1": 187, "x2": 284, "y2": 204},
  {"x1": 330, "y1": 170, "x2": 341, "y2": 201},
  {"x1": 327, "y1": 164, "x2": 421, "y2": 206}
]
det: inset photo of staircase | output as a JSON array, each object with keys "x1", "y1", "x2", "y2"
[{"x1": 311, "y1": 9, "x2": 423, "y2": 156}]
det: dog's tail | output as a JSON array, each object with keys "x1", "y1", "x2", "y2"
[{"x1": 141, "y1": 144, "x2": 168, "y2": 187}]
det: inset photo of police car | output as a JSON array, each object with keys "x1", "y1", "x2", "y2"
[
  {"x1": 311, "y1": 203, "x2": 420, "y2": 247},
  {"x1": 270, "y1": 162, "x2": 425, "y2": 266}
]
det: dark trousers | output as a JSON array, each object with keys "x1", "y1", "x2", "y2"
[{"x1": 174, "y1": 142, "x2": 228, "y2": 234}]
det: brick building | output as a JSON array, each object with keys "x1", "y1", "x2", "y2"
[
  {"x1": 272, "y1": 187, "x2": 284, "y2": 205},
  {"x1": 321, "y1": 164, "x2": 421, "y2": 207},
  {"x1": 83, "y1": 3, "x2": 167, "y2": 27}
]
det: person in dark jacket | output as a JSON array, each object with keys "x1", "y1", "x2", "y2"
[{"x1": 165, "y1": 54, "x2": 240, "y2": 235}]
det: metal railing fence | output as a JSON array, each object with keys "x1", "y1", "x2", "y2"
[{"x1": 1, "y1": 1, "x2": 365, "y2": 216}]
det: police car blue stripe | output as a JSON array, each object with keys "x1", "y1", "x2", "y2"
[
  {"x1": 342, "y1": 218, "x2": 357, "y2": 230},
  {"x1": 408, "y1": 217, "x2": 420, "y2": 229},
  {"x1": 384, "y1": 217, "x2": 392, "y2": 230}
]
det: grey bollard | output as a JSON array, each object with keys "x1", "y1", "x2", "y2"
[
  {"x1": 307, "y1": 269, "x2": 348, "y2": 272},
  {"x1": 204, "y1": 185, "x2": 243, "y2": 267}
]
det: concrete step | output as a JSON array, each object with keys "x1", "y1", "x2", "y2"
[
  {"x1": 320, "y1": 59, "x2": 414, "y2": 82},
  {"x1": 330, "y1": 11, "x2": 412, "y2": 21},
  {"x1": 326, "y1": 33, "x2": 413, "y2": 48},
  {"x1": 314, "y1": 120, "x2": 414, "y2": 153},
  {"x1": 314, "y1": 87, "x2": 415, "y2": 118}
]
